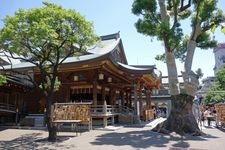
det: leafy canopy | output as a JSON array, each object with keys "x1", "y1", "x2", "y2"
[
  {"x1": 0, "y1": 75, "x2": 7, "y2": 86},
  {"x1": 195, "y1": 68, "x2": 203, "y2": 79},
  {"x1": 205, "y1": 66, "x2": 225, "y2": 104},
  {"x1": 0, "y1": 2, "x2": 98, "y2": 93},
  {"x1": 0, "y1": 2, "x2": 98, "y2": 59},
  {"x1": 132, "y1": 0, "x2": 225, "y2": 62}
]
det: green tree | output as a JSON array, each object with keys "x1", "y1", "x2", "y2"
[
  {"x1": 195, "y1": 68, "x2": 203, "y2": 79},
  {"x1": 132, "y1": 0, "x2": 225, "y2": 135},
  {"x1": 205, "y1": 66, "x2": 225, "y2": 104},
  {"x1": 0, "y1": 2, "x2": 98, "y2": 141},
  {"x1": 0, "y1": 75, "x2": 7, "y2": 86}
]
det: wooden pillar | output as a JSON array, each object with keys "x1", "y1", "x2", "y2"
[
  {"x1": 66, "y1": 86, "x2": 70, "y2": 102},
  {"x1": 110, "y1": 89, "x2": 116, "y2": 105},
  {"x1": 128, "y1": 92, "x2": 132, "y2": 108},
  {"x1": 93, "y1": 81, "x2": 97, "y2": 105},
  {"x1": 125, "y1": 91, "x2": 130, "y2": 107},
  {"x1": 134, "y1": 84, "x2": 138, "y2": 115},
  {"x1": 6, "y1": 93, "x2": 9, "y2": 105},
  {"x1": 101, "y1": 84, "x2": 106, "y2": 105},
  {"x1": 121, "y1": 90, "x2": 125, "y2": 106},
  {"x1": 109, "y1": 88, "x2": 113, "y2": 105},
  {"x1": 124, "y1": 91, "x2": 129, "y2": 107},
  {"x1": 146, "y1": 90, "x2": 152, "y2": 109},
  {"x1": 125, "y1": 91, "x2": 129, "y2": 107},
  {"x1": 138, "y1": 84, "x2": 143, "y2": 117},
  {"x1": 134, "y1": 83, "x2": 140, "y2": 123},
  {"x1": 114, "y1": 90, "x2": 117, "y2": 105}
]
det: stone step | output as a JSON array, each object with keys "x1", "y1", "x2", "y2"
[{"x1": 21, "y1": 114, "x2": 45, "y2": 127}]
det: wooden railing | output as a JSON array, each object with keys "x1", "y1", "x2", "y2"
[
  {"x1": 91, "y1": 105, "x2": 119, "y2": 115},
  {"x1": 0, "y1": 103, "x2": 17, "y2": 113},
  {"x1": 91, "y1": 105, "x2": 134, "y2": 116},
  {"x1": 118, "y1": 105, "x2": 134, "y2": 115}
]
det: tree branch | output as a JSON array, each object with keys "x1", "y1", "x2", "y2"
[
  {"x1": 184, "y1": 1, "x2": 202, "y2": 74},
  {"x1": 172, "y1": 0, "x2": 178, "y2": 28},
  {"x1": 180, "y1": 0, "x2": 191, "y2": 11},
  {"x1": 191, "y1": 1, "x2": 202, "y2": 40},
  {"x1": 202, "y1": 18, "x2": 225, "y2": 32},
  {"x1": 58, "y1": 42, "x2": 75, "y2": 65}
]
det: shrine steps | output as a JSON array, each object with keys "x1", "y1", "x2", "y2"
[{"x1": 20, "y1": 114, "x2": 45, "y2": 127}]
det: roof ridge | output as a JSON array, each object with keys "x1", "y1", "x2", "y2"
[{"x1": 100, "y1": 31, "x2": 120, "y2": 40}]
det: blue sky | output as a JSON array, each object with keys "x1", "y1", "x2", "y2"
[{"x1": 0, "y1": 0, "x2": 225, "y2": 80}]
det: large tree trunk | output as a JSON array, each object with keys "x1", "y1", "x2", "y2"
[
  {"x1": 184, "y1": 23, "x2": 201, "y2": 74},
  {"x1": 154, "y1": 94, "x2": 201, "y2": 135},
  {"x1": 154, "y1": 0, "x2": 202, "y2": 135},
  {"x1": 154, "y1": 52, "x2": 202, "y2": 135},
  {"x1": 183, "y1": 23, "x2": 201, "y2": 97},
  {"x1": 45, "y1": 95, "x2": 57, "y2": 142},
  {"x1": 165, "y1": 51, "x2": 180, "y2": 95}
]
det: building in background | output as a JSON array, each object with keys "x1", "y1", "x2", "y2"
[
  {"x1": 197, "y1": 43, "x2": 225, "y2": 103},
  {"x1": 151, "y1": 75, "x2": 184, "y2": 118},
  {"x1": 197, "y1": 76, "x2": 216, "y2": 104},
  {"x1": 213, "y1": 43, "x2": 225, "y2": 74}
]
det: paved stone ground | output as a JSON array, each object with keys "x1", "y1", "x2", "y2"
[{"x1": 0, "y1": 119, "x2": 225, "y2": 150}]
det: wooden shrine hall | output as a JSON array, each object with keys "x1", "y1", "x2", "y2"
[{"x1": 0, "y1": 32, "x2": 161, "y2": 126}]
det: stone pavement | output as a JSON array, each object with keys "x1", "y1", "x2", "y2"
[{"x1": 0, "y1": 118, "x2": 225, "y2": 150}]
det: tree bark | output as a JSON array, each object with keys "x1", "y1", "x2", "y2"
[
  {"x1": 45, "y1": 95, "x2": 57, "y2": 142},
  {"x1": 184, "y1": 40, "x2": 197, "y2": 74},
  {"x1": 166, "y1": 51, "x2": 180, "y2": 95},
  {"x1": 158, "y1": 0, "x2": 169, "y2": 22},
  {"x1": 158, "y1": 0, "x2": 180, "y2": 96},
  {"x1": 153, "y1": 0, "x2": 201, "y2": 135},
  {"x1": 183, "y1": 23, "x2": 201, "y2": 97},
  {"x1": 153, "y1": 94, "x2": 201, "y2": 135},
  {"x1": 184, "y1": 23, "x2": 201, "y2": 74}
]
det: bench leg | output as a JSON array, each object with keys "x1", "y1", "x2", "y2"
[{"x1": 72, "y1": 124, "x2": 79, "y2": 136}]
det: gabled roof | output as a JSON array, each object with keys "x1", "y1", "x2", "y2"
[
  {"x1": 5, "y1": 75, "x2": 33, "y2": 89},
  {"x1": 117, "y1": 62, "x2": 157, "y2": 75},
  {"x1": 1, "y1": 32, "x2": 160, "y2": 80},
  {"x1": 87, "y1": 32, "x2": 121, "y2": 55},
  {"x1": 0, "y1": 52, "x2": 21, "y2": 65},
  {"x1": 1, "y1": 32, "x2": 124, "y2": 69},
  {"x1": 118, "y1": 62, "x2": 155, "y2": 72}
]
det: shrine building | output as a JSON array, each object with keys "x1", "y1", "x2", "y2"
[{"x1": 0, "y1": 32, "x2": 161, "y2": 126}]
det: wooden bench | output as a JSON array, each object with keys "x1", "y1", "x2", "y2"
[{"x1": 52, "y1": 119, "x2": 82, "y2": 136}]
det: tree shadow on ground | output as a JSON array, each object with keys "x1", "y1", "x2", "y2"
[
  {"x1": 90, "y1": 129, "x2": 218, "y2": 149},
  {"x1": 0, "y1": 132, "x2": 77, "y2": 150}
]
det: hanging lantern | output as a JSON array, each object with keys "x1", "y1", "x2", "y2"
[
  {"x1": 98, "y1": 73, "x2": 104, "y2": 80},
  {"x1": 107, "y1": 77, "x2": 112, "y2": 82},
  {"x1": 73, "y1": 75, "x2": 79, "y2": 81}
]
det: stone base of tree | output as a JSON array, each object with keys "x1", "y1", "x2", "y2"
[
  {"x1": 182, "y1": 71, "x2": 199, "y2": 97},
  {"x1": 182, "y1": 82, "x2": 198, "y2": 97},
  {"x1": 152, "y1": 94, "x2": 202, "y2": 136}
]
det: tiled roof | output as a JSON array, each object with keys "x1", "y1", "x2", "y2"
[
  {"x1": 2, "y1": 33, "x2": 120, "y2": 69},
  {"x1": 1, "y1": 32, "x2": 160, "y2": 79}
]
